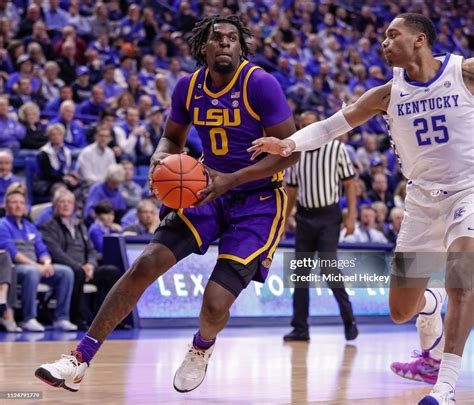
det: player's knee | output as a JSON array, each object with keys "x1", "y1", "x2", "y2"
[
  {"x1": 128, "y1": 244, "x2": 174, "y2": 281},
  {"x1": 389, "y1": 304, "x2": 414, "y2": 324},
  {"x1": 201, "y1": 300, "x2": 228, "y2": 321},
  {"x1": 446, "y1": 255, "x2": 471, "y2": 289}
]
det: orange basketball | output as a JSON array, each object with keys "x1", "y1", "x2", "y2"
[{"x1": 151, "y1": 154, "x2": 207, "y2": 209}]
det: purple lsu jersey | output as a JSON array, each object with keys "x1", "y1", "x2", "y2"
[{"x1": 170, "y1": 60, "x2": 292, "y2": 190}]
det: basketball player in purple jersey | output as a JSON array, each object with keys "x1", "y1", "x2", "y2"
[
  {"x1": 249, "y1": 14, "x2": 473, "y2": 405},
  {"x1": 35, "y1": 16, "x2": 298, "y2": 393}
]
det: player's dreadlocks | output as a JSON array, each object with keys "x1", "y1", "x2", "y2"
[{"x1": 189, "y1": 15, "x2": 253, "y2": 67}]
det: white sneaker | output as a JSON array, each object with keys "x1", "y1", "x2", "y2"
[
  {"x1": 418, "y1": 386, "x2": 455, "y2": 404},
  {"x1": 173, "y1": 342, "x2": 215, "y2": 392},
  {"x1": 53, "y1": 320, "x2": 78, "y2": 331},
  {"x1": 417, "y1": 288, "x2": 447, "y2": 353},
  {"x1": 0, "y1": 318, "x2": 22, "y2": 332},
  {"x1": 21, "y1": 318, "x2": 45, "y2": 332},
  {"x1": 35, "y1": 352, "x2": 88, "y2": 392}
]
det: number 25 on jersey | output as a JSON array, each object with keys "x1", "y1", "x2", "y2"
[{"x1": 413, "y1": 114, "x2": 449, "y2": 146}]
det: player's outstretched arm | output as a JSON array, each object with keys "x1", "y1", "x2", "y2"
[
  {"x1": 247, "y1": 83, "x2": 392, "y2": 157},
  {"x1": 196, "y1": 117, "x2": 299, "y2": 206}
]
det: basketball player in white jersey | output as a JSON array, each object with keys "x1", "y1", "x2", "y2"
[{"x1": 248, "y1": 13, "x2": 473, "y2": 405}]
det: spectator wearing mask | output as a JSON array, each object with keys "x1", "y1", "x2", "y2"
[
  {"x1": 0, "y1": 184, "x2": 76, "y2": 332},
  {"x1": 40, "y1": 189, "x2": 121, "y2": 330}
]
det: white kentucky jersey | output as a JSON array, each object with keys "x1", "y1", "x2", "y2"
[{"x1": 385, "y1": 53, "x2": 474, "y2": 191}]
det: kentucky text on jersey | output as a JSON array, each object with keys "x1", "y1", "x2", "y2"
[{"x1": 397, "y1": 94, "x2": 460, "y2": 116}]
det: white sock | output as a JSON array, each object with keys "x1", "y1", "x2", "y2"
[
  {"x1": 420, "y1": 289, "x2": 439, "y2": 315},
  {"x1": 434, "y1": 353, "x2": 462, "y2": 393}
]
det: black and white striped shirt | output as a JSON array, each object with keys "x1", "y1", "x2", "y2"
[{"x1": 287, "y1": 140, "x2": 355, "y2": 208}]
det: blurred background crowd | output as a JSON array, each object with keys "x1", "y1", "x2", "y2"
[{"x1": 0, "y1": 0, "x2": 472, "y2": 331}]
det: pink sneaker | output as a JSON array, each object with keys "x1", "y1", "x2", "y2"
[{"x1": 390, "y1": 350, "x2": 440, "y2": 384}]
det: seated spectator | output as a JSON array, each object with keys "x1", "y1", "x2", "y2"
[
  {"x1": 89, "y1": 33, "x2": 117, "y2": 66},
  {"x1": 166, "y1": 58, "x2": 185, "y2": 93},
  {"x1": 51, "y1": 100, "x2": 86, "y2": 150},
  {"x1": 138, "y1": 94, "x2": 153, "y2": 120},
  {"x1": 0, "y1": 150, "x2": 21, "y2": 209},
  {"x1": 0, "y1": 249, "x2": 21, "y2": 332},
  {"x1": 77, "y1": 126, "x2": 115, "y2": 185},
  {"x1": 98, "y1": 64, "x2": 124, "y2": 104},
  {"x1": 88, "y1": 200, "x2": 122, "y2": 254},
  {"x1": 0, "y1": 184, "x2": 76, "y2": 332},
  {"x1": 57, "y1": 40, "x2": 78, "y2": 85},
  {"x1": 127, "y1": 73, "x2": 145, "y2": 103},
  {"x1": 114, "y1": 107, "x2": 153, "y2": 162},
  {"x1": 340, "y1": 205, "x2": 388, "y2": 244},
  {"x1": 41, "y1": 61, "x2": 64, "y2": 101},
  {"x1": 40, "y1": 189, "x2": 121, "y2": 329},
  {"x1": 114, "y1": 91, "x2": 135, "y2": 120},
  {"x1": 123, "y1": 199, "x2": 160, "y2": 236},
  {"x1": 117, "y1": 4, "x2": 145, "y2": 45},
  {"x1": 86, "y1": 108, "x2": 123, "y2": 157},
  {"x1": 27, "y1": 41, "x2": 46, "y2": 70},
  {"x1": 90, "y1": 2, "x2": 112, "y2": 38},
  {"x1": 138, "y1": 54, "x2": 156, "y2": 95},
  {"x1": 18, "y1": 102, "x2": 47, "y2": 150},
  {"x1": 43, "y1": 85, "x2": 73, "y2": 118},
  {"x1": 25, "y1": 21, "x2": 54, "y2": 60},
  {"x1": 68, "y1": 0, "x2": 92, "y2": 37},
  {"x1": 340, "y1": 179, "x2": 371, "y2": 211},
  {"x1": 144, "y1": 106, "x2": 165, "y2": 150},
  {"x1": 355, "y1": 134, "x2": 380, "y2": 172},
  {"x1": 72, "y1": 66, "x2": 92, "y2": 104},
  {"x1": 372, "y1": 201, "x2": 388, "y2": 233},
  {"x1": 0, "y1": 95, "x2": 25, "y2": 149},
  {"x1": 10, "y1": 77, "x2": 44, "y2": 110},
  {"x1": 385, "y1": 207, "x2": 404, "y2": 244},
  {"x1": 152, "y1": 73, "x2": 171, "y2": 108},
  {"x1": 54, "y1": 25, "x2": 87, "y2": 65},
  {"x1": 44, "y1": 0, "x2": 70, "y2": 33},
  {"x1": 368, "y1": 173, "x2": 395, "y2": 213},
  {"x1": 6, "y1": 54, "x2": 42, "y2": 94},
  {"x1": 84, "y1": 164, "x2": 127, "y2": 221},
  {"x1": 77, "y1": 85, "x2": 107, "y2": 121},
  {"x1": 120, "y1": 160, "x2": 143, "y2": 209},
  {"x1": 35, "y1": 124, "x2": 79, "y2": 197}
]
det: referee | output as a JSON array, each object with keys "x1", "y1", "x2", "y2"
[{"x1": 284, "y1": 111, "x2": 359, "y2": 342}]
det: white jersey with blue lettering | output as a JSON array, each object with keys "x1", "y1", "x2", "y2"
[{"x1": 385, "y1": 53, "x2": 474, "y2": 192}]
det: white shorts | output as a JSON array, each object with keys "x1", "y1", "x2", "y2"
[{"x1": 393, "y1": 184, "x2": 474, "y2": 277}]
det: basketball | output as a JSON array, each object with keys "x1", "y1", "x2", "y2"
[{"x1": 151, "y1": 154, "x2": 207, "y2": 209}]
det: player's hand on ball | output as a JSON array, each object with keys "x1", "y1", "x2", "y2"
[
  {"x1": 195, "y1": 167, "x2": 238, "y2": 207},
  {"x1": 247, "y1": 137, "x2": 296, "y2": 160},
  {"x1": 148, "y1": 152, "x2": 172, "y2": 191}
]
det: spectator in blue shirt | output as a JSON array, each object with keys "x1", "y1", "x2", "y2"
[
  {"x1": 43, "y1": 85, "x2": 74, "y2": 118},
  {"x1": 138, "y1": 55, "x2": 156, "y2": 95},
  {"x1": 44, "y1": 0, "x2": 70, "y2": 32},
  {"x1": 98, "y1": 64, "x2": 123, "y2": 103},
  {"x1": 0, "y1": 150, "x2": 21, "y2": 208},
  {"x1": 0, "y1": 95, "x2": 25, "y2": 149},
  {"x1": 0, "y1": 184, "x2": 76, "y2": 332},
  {"x1": 117, "y1": 4, "x2": 145, "y2": 44},
  {"x1": 88, "y1": 200, "x2": 122, "y2": 254},
  {"x1": 77, "y1": 85, "x2": 107, "y2": 122},
  {"x1": 51, "y1": 100, "x2": 86, "y2": 149},
  {"x1": 84, "y1": 163, "x2": 127, "y2": 221},
  {"x1": 5, "y1": 54, "x2": 42, "y2": 94}
]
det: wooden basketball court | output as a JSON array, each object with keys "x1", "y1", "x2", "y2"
[{"x1": 1, "y1": 325, "x2": 473, "y2": 404}]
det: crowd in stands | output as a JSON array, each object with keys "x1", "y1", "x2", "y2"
[{"x1": 0, "y1": 0, "x2": 472, "y2": 332}]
